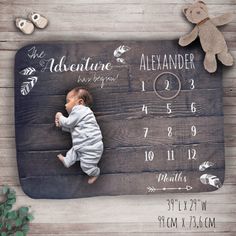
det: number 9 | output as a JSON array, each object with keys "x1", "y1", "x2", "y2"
[{"x1": 191, "y1": 125, "x2": 197, "y2": 136}]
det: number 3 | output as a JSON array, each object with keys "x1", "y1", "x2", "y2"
[{"x1": 189, "y1": 79, "x2": 195, "y2": 90}]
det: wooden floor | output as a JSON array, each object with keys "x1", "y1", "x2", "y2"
[{"x1": 0, "y1": 0, "x2": 236, "y2": 235}]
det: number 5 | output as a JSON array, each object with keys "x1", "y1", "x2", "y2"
[{"x1": 167, "y1": 103, "x2": 172, "y2": 114}]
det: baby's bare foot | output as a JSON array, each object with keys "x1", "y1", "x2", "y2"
[
  {"x1": 57, "y1": 154, "x2": 68, "y2": 168},
  {"x1": 88, "y1": 176, "x2": 98, "y2": 184}
]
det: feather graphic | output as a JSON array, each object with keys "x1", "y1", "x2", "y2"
[
  {"x1": 21, "y1": 76, "x2": 38, "y2": 95},
  {"x1": 19, "y1": 67, "x2": 36, "y2": 75},
  {"x1": 113, "y1": 45, "x2": 130, "y2": 58},
  {"x1": 116, "y1": 58, "x2": 126, "y2": 64}
]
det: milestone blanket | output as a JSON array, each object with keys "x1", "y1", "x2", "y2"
[{"x1": 14, "y1": 40, "x2": 225, "y2": 199}]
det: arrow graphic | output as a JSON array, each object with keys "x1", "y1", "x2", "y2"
[{"x1": 147, "y1": 185, "x2": 193, "y2": 193}]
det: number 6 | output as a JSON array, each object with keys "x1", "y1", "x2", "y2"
[{"x1": 191, "y1": 102, "x2": 196, "y2": 113}]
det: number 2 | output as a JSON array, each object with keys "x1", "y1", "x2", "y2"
[{"x1": 165, "y1": 80, "x2": 170, "y2": 91}]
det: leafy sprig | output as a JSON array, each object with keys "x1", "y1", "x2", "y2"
[{"x1": 0, "y1": 186, "x2": 34, "y2": 236}]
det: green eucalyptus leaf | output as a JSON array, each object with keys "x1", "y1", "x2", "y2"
[
  {"x1": 2, "y1": 186, "x2": 9, "y2": 194},
  {"x1": 6, "y1": 222, "x2": 12, "y2": 230},
  {"x1": 15, "y1": 232, "x2": 24, "y2": 236},
  {"x1": 5, "y1": 205, "x2": 12, "y2": 211},
  {"x1": 18, "y1": 207, "x2": 29, "y2": 216},
  {"x1": 22, "y1": 224, "x2": 29, "y2": 233},
  {"x1": 7, "y1": 193, "x2": 16, "y2": 199},
  {"x1": 3, "y1": 209, "x2": 8, "y2": 216},
  {"x1": 1, "y1": 232, "x2": 7, "y2": 236},
  {"x1": 6, "y1": 210, "x2": 17, "y2": 219},
  {"x1": 7, "y1": 199, "x2": 16, "y2": 204},
  {"x1": 15, "y1": 218, "x2": 23, "y2": 227},
  {"x1": 26, "y1": 214, "x2": 34, "y2": 221}
]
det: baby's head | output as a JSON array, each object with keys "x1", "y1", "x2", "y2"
[{"x1": 65, "y1": 87, "x2": 93, "y2": 113}]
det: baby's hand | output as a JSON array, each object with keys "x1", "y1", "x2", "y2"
[{"x1": 55, "y1": 112, "x2": 63, "y2": 127}]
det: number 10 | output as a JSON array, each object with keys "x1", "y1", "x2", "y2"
[{"x1": 145, "y1": 151, "x2": 154, "y2": 162}]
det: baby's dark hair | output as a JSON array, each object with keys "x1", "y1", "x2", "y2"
[{"x1": 70, "y1": 87, "x2": 93, "y2": 108}]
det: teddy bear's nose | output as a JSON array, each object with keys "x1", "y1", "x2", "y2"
[{"x1": 196, "y1": 11, "x2": 201, "y2": 14}]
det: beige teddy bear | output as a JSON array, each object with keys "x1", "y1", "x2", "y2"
[{"x1": 179, "y1": 1, "x2": 234, "y2": 73}]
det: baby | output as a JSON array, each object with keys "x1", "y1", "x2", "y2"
[{"x1": 55, "y1": 87, "x2": 104, "y2": 184}]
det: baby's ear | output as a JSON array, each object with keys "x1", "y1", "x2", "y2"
[{"x1": 182, "y1": 6, "x2": 189, "y2": 16}]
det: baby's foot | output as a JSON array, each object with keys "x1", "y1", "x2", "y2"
[
  {"x1": 57, "y1": 154, "x2": 68, "y2": 168},
  {"x1": 88, "y1": 176, "x2": 98, "y2": 184}
]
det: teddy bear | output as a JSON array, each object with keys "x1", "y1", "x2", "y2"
[{"x1": 179, "y1": 1, "x2": 234, "y2": 73}]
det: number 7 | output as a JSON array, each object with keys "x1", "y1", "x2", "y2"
[{"x1": 143, "y1": 127, "x2": 149, "y2": 138}]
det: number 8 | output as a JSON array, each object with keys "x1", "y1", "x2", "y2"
[{"x1": 168, "y1": 127, "x2": 172, "y2": 137}]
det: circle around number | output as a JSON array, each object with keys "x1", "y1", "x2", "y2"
[{"x1": 153, "y1": 72, "x2": 181, "y2": 100}]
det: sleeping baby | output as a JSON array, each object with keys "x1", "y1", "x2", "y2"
[{"x1": 55, "y1": 87, "x2": 104, "y2": 184}]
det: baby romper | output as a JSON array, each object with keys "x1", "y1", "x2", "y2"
[{"x1": 59, "y1": 105, "x2": 104, "y2": 177}]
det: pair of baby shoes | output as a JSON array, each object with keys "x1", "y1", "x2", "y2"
[{"x1": 15, "y1": 12, "x2": 48, "y2": 35}]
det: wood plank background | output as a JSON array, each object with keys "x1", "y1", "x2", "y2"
[{"x1": 0, "y1": 0, "x2": 236, "y2": 235}]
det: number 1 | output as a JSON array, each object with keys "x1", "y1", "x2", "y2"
[{"x1": 142, "y1": 81, "x2": 145, "y2": 91}]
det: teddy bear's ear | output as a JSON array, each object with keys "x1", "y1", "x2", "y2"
[
  {"x1": 182, "y1": 6, "x2": 189, "y2": 15},
  {"x1": 198, "y1": 1, "x2": 206, "y2": 5}
]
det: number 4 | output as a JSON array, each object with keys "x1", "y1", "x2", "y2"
[{"x1": 142, "y1": 105, "x2": 148, "y2": 114}]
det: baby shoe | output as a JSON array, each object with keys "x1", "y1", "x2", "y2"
[
  {"x1": 28, "y1": 12, "x2": 48, "y2": 29},
  {"x1": 15, "y1": 18, "x2": 34, "y2": 35}
]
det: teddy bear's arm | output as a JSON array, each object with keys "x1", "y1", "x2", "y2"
[
  {"x1": 178, "y1": 26, "x2": 198, "y2": 47},
  {"x1": 211, "y1": 13, "x2": 234, "y2": 26}
]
